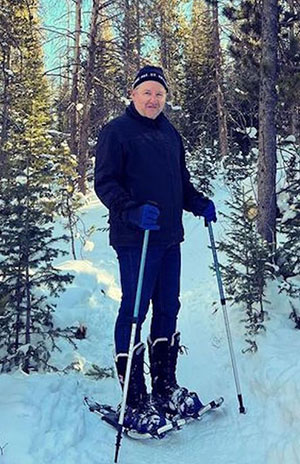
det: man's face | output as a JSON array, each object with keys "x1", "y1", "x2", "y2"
[{"x1": 131, "y1": 81, "x2": 167, "y2": 119}]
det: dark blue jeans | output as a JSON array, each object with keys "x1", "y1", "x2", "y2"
[{"x1": 114, "y1": 243, "x2": 181, "y2": 354}]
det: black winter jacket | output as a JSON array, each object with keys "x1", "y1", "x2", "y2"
[{"x1": 94, "y1": 102, "x2": 208, "y2": 247}]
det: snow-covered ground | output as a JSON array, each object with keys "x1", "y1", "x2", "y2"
[{"x1": 1, "y1": 186, "x2": 300, "y2": 464}]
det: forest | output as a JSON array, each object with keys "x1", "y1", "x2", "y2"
[{"x1": 0, "y1": 0, "x2": 299, "y2": 371}]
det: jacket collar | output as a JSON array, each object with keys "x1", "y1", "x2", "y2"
[{"x1": 126, "y1": 102, "x2": 165, "y2": 128}]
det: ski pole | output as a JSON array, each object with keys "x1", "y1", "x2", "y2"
[
  {"x1": 206, "y1": 221, "x2": 246, "y2": 414},
  {"x1": 114, "y1": 229, "x2": 150, "y2": 463}
]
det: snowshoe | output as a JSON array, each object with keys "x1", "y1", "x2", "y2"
[
  {"x1": 148, "y1": 332, "x2": 203, "y2": 418},
  {"x1": 115, "y1": 342, "x2": 167, "y2": 437}
]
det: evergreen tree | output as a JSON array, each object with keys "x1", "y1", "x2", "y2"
[
  {"x1": 0, "y1": 171, "x2": 74, "y2": 373},
  {"x1": 276, "y1": 141, "x2": 300, "y2": 323},
  {"x1": 0, "y1": 0, "x2": 74, "y2": 373},
  {"x1": 277, "y1": 0, "x2": 300, "y2": 140},
  {"x1": 145, "y1": 0, "x2": 188, "y2": 119},
  {"x1": 223, "y1": 0, "x2": 261, "y2": 129},
  {"x1": 179, "y1": 0, "x2": 219, "y2": 194},
  {"x1": 183, "y1": 0, "x2": 217, "y2": 148},
  {"x1": 218, "y1": 184, "x2": 274, "y2": 352},
  {"x1": 92, "y1": 8, "x2": 125, "y2": 127},
  {"x1": 224, "y1": 0, "x2": 300, "y2": 143}
]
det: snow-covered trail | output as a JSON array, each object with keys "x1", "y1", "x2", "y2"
[{"x1": 1, "y1": 193, "x2": 300, "y2": 464}]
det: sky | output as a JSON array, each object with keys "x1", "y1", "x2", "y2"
[
  {"x1": 39, "y1": 0, "x2": 92, "y2": 77},
  {"x1": 38, "y1": 0, "x2": 196, "y2": 78}
]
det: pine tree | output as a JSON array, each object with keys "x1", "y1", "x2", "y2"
[
  {"x1": 224, "y1": 0, "x2": 300, "y2": 143},
  {"x1": 223, "y1": 0, "x2": 261, "y2": 130},
  {"x1": 183, "y1": 0, "x2": 217, "y2": 146},
  {"x1": 0, "y1": 0, "x2": 25, "y2": 176},
  {"x1": 112, "y1": 0, "x2": 145, "y2": 96},
  {"x1": 277, "y1": 0, "x2": 300, "y2": 140},
  {"x1": 69, "y1": 0, "x2": 82, "y2": 188},
  {"x1": 144, "y1": 0, "x2": 188, "y2": 120},
  {"x1": 179, "y1": 0, "x2": 219, "y2": 194},
  {"x1": 276, "y1": 141, "x2": 300, "y2": 323},
  {"x1": 218, "y1": 184, "x2": 274, "y2": 352},
  {"x1": 92, "y1": 7, "x2": 125, "y2": 127},
  {"x1": 0, "y1": 0, "x2": 74, "y2": 373}
]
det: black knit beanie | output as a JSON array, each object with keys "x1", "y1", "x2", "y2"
[{"x1": 132, "y1": 65, "x2": 168, "y2": 92}]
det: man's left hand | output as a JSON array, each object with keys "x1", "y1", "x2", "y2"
[
  {"x1": 201, "y1": 200, "x2": 217, "y2": 223},
  {"x1": 192, "y1": 197, "x2": 217, "y2": 223}
]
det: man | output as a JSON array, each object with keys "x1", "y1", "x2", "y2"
[{"x1": 94, "y1": 65, "x2": 216, "y2": 436}]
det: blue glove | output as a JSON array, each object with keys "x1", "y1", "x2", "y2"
[
  {"x1": 201, "y1": 200, "x2": 217, "y2": 223},
  {"x1": 127, "y1": 204, "x2": 160, "y2": 230},
  {"x1": 191, "y1": 197, "x2": 217, "y2": 223}
]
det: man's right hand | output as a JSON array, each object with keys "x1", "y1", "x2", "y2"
[{"x1": 127, "y1": 204, "x2": 160, "y2": 230}]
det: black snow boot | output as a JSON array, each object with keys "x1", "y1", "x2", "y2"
[
  {"x1": 148, "y1": 332, "x2": 203, "y2": 418},
  {"x1": 115, "y1": 342, "x2": 166, "y2": 436}
]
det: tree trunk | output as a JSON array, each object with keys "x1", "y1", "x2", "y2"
[
  {"x1": 0, "y1": 48, "x2": 11, "y2": 177},
  {"x1": 69, "y1": 0, "x2": 81, "y2": 182},
  {"x1": 15, "y1": 253, "x2": 24, "y2": 352},
  {"x1": 212, "y1": 0, "x2": 228, "y2": 158},
  {"x1": 135, "y1": 0, "x2": 141, "y2": 69},
  {"x1": 287, "y1": 0, "x2": 299, "y2": 142},
  {"x1": 291, "y1": 103, "x2": 299, "y2": 143},
  {"x1": 23, "y1": 163, "x2": 32, "y2": 374},
  {"x1": 123, "y1": 0, "x2": 131, "y2": 93},
  {"x1": 78, "y1": 0, "x2": 100, "y2": 194},
  {"x1": 257, "y1": 0, "x2": 278, "y2": 245},
  {"x1": 160, "y1": 9, "x2": 168, "y2": 70},
  {"x1": 66, "y1": 0, "x2": 72, "y2": 87}
]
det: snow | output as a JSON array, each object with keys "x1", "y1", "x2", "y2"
[
  {"x1": 167, "y1": 102, "x2": 182, "y2": 111},
  {"x1": 282, "y1": 207, "x2": 297, "y2": 222},
  {"x1": 234, "y1": 88, "x2": 247, "y2": 95},
  {"x1": 281, "y1": 135, "x2": 296, "y2": 144},
  {"x1": 4, "y1": 68, "x2": 14, "y2": 77},
  {"x1": 1, "y1": 187, "x2": 300, "y2": 464},
  {"x1": 246, "y1": 127, "x2": 257, "y2": 138},
  {"x1": 15, "y1": 175, "x2": 27, "y2": 185},
  {"x1": 83, "y1": 240, "x2": 95, "y2": 252}
]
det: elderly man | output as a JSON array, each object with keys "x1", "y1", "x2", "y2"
[{"x1": 94, "y1": 65, "x2": 216, "y2": 436}]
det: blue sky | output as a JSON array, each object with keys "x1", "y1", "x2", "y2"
[{"x1": 39, "y1": 0, "x2": 91, "y2": 75}]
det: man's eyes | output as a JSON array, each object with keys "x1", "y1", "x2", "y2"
[{"x1": 144, "y1": 92, "x2": 164, "y2": 97}]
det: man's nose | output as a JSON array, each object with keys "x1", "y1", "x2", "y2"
[{"x1": 149, "y1": 94, "x2": 158, "y2": 104}]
